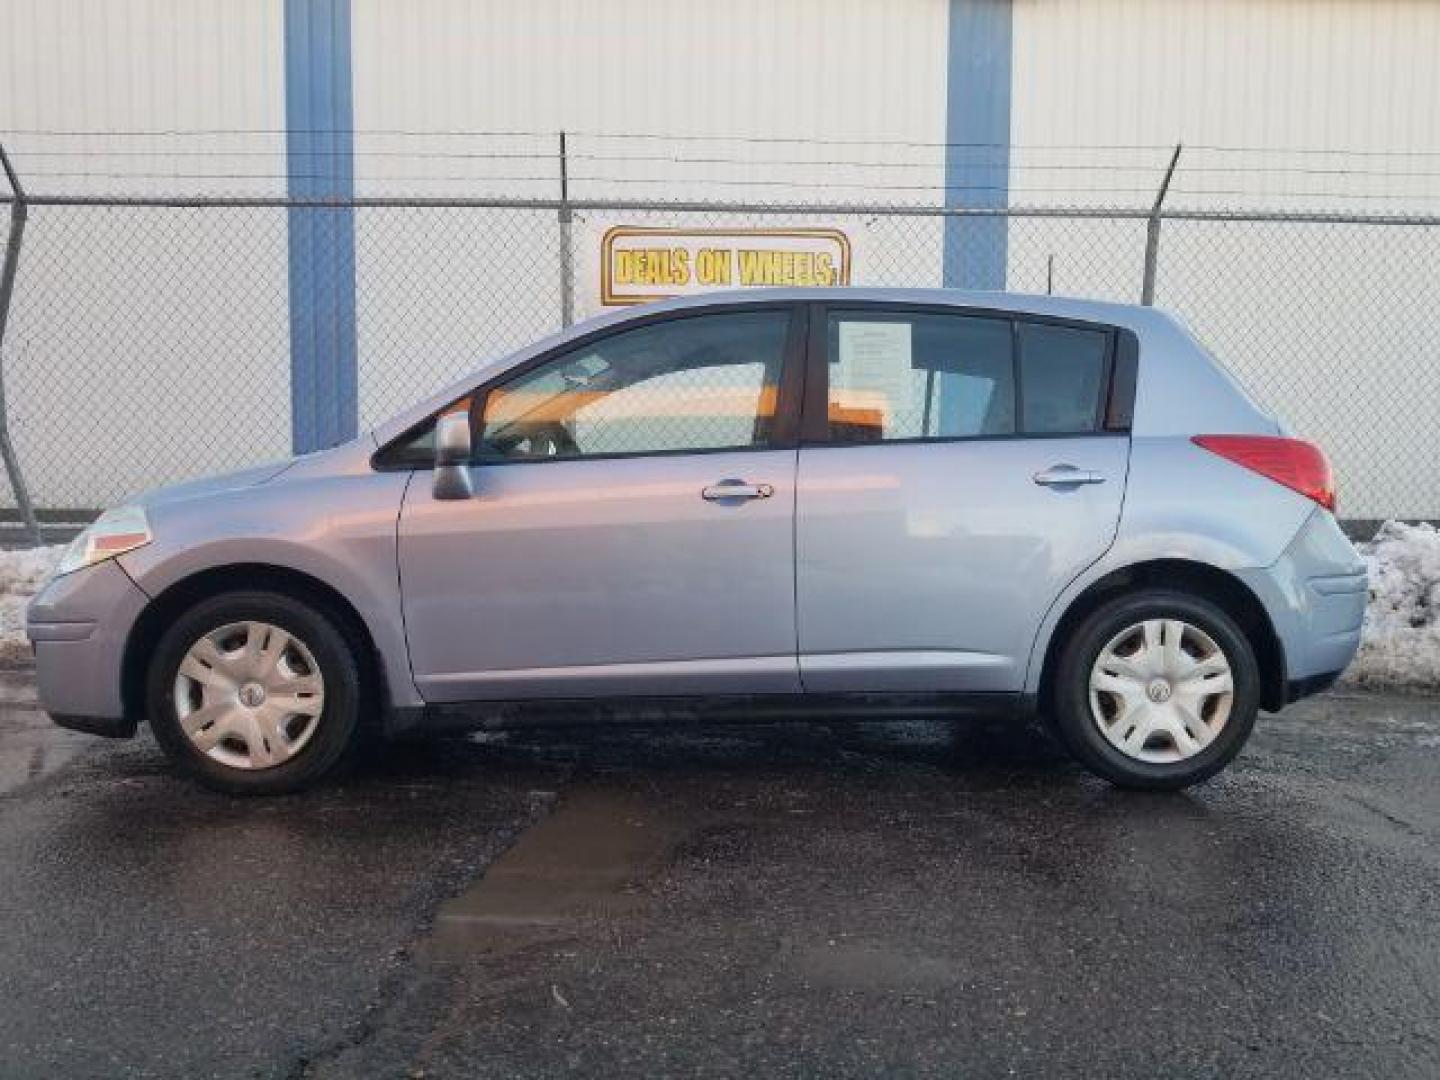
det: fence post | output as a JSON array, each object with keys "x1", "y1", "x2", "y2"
[
  {"x1": 557, "y1": 131, "x2": 575, "y2": 328},
  {"x1": 1141, "y1": 143, "x2": 1182, "y2": 306},
  {"x1": 0, "y1": 142, "x2": 42, "y2": 547}
]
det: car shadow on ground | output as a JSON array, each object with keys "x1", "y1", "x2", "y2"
[{"x1": 357, "y1": 711, "x2": 1078, "y2": 787}]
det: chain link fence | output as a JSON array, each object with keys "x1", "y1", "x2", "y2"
[{"x1": 0, "y1": 187, "x2": 1435, "y2": 533}]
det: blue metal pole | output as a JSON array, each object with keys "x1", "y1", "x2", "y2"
[
  {"x1": 284, "y1": 0, "x2": 357, "y2": 453},
  {"x1": 942, "y1": 0, "x2": 1013, "y2": 291}
]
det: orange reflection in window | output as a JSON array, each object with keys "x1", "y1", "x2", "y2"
[
  {"x1": 484, "y1": 385, "x2": 777, "y2": 426},
  {"x1": 829, "y1": 391, "x2": 888, "y2": 441}
]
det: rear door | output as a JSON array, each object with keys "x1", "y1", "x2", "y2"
[{"x1": 794, "y1": 303, "x2": 1131, "y2": 693}]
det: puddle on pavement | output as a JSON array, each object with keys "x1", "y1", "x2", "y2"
[
  {"x1": 0, "y1": 671, "x2": 91, "y2": 795},
  {"x1": 424, "y1": 784, "x2": 686, "y2": 955}
]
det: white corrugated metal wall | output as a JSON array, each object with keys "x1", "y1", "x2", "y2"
[
  {"x1": 1, "y1": 1, "x2": 290, "y2": 506},
  {"x1": 0, "y1": 0, "x2": 1437, "y2": 516}
]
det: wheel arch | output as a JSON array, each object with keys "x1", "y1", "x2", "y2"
[
  {"x1": 121, "y1": 563, "x2": 388, "y2": 725},
  {"x1": 1033, "y1": 559, "x2": 1288, "y2": 715}
]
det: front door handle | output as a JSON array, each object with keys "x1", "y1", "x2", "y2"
[
  {"x1": 1033, "y1": 464, "x2": 1106, "y2": 487},
  {"x1": 702, "y1": 479, "x2": 775, "y2": 502}
]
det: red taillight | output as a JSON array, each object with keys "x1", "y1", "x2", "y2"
[{"x1": 1192, "y1": 434, "x2": 1336, "y2": 512}]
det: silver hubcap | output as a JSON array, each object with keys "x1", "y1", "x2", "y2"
[
  {"x1": 1088, "y1": 619, "x2": 1233, "y2": 764},
  {"x1": 173, "y1": 621, "x2": 325, "y2": 771}
]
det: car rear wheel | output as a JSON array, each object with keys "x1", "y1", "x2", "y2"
[
  {"x1": 1051, "y1": 589, "x2": 1260, "y2": 790},
  {"x1": 146, "y1": 591, "x2": 362, "y2": 794}
]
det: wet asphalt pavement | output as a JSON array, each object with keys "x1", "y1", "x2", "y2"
[{"x1": 0, "y1": 670, "x2": 1437, "y2": 1079}]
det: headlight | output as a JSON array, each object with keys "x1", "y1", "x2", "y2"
[{"x1": 55, "y1": 505, "x2": 152, "y2": 577}]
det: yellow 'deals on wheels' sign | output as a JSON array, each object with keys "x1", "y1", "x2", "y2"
[{"x1": 600, "y1": 226, "x2": 852, "y2": 306}]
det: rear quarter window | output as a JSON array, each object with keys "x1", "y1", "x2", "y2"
[{"x1": 1017, "y1": 322, "x2": 1110, "y2": 434}]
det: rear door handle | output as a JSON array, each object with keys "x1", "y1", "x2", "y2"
[
  {"x1": 702, "y1": 479, "x2": 775, "y2": 502},
  {"x1": 1033, "y1": 464, "x2": 1106, "y2": 487}
]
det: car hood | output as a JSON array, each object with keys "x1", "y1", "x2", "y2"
[
  {"x1": 127, "y1": 436, "x2": 381, "y2": 512},
  {"x1": 132, "y1": 460, "x2": 297, "y2": 508}
]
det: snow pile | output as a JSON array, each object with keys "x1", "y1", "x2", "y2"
[
  {"x1": 0, "y1": 545, "x2": 64, "y2": 665},
  {"x1": 1343, "y1": 521, "x2": 1440, "y2": 692}
]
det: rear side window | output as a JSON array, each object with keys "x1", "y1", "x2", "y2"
[
  {"x1": 821, "y1": 309, "x2": 1117, "y2": 443},
  {"x1": 1017, "y1": 322, "x2": 1109, "y2": 434},
  {"x1": 825, "y1": 312, "x2": 1014, "y2": 443}
]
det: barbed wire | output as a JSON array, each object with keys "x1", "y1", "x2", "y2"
[
  {"x1": 9, "y1": 172, "x2": 1438, "y2": 206},
  {"x1": 5, "y1": 131, "x2": 1439, "y2": 211},
  {"x1": 6, "y1": 127, "x2": 1440, "y2": 159},
  {"x1": 15, "y1": 148, "x2": 1440, "y2": 184}
]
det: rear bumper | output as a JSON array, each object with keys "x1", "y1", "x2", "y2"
[
  {"x1": 26, "y1": 559, "x2": 149, "y2": 731},
  {"x1": 1237, "y1": 508, "x2": 1367, "y2": 694}
]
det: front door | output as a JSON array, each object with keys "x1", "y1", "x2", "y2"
[
  {"x1": 795, "y1": 304, "x2": 1129, "y2": 693},
  {"x1": 398, "y1": 306, "x2": 805, "y2": 702}
]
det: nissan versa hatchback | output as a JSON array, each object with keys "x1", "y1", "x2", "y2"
[{"x1": 27, "y1": 289, "x2": 1367, "y2": 794}]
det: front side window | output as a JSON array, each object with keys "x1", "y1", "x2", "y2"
[
  {"x1": 825, "y1": 312, "x2": 1014, "y2": 443},
  {"x1": 478, "y1": 310, "x2": 790, "y2": 460}
]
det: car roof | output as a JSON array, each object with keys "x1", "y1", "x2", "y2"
[{"x1": 606, "y1": 287, "x2": 1174, "y2": 335}]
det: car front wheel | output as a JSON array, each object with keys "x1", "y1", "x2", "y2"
[
  {"x1": 1051, "y1": 589, "x2": 1261, "y2": 790},
  {"x1": 146, "y1": 590, "x2": 363, "y2": 794}
]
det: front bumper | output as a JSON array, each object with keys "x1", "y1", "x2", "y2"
[
  {"x1": 1237, "y1": 508, "x2": 1367, "y2": 696},
  {"x1": 47, "y1": 712, "x2": 138, "y2": 738},
  {"x1": 26, "y1": 559, "x2": 150, "y2": 733}
]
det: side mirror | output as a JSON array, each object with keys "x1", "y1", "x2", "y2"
[{"x1": 432, "y1": 411, "x2": 474, "y2": 500}]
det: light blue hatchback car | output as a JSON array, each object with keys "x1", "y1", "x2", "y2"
[{"x1": 28, "y1": 289, "x2": 1366, "y2": 793}]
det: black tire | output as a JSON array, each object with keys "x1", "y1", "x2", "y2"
[
  {"x1": 1050, "y1": 589, "x2": 1261, "y2": 790},
  {"x1": 146, "y1": 590, "x2": 363, "y2": 794}
]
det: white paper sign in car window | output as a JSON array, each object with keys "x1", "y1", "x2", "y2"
[{"x1": 834, "y1": 320, "x2": 913, "y2": 431}]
